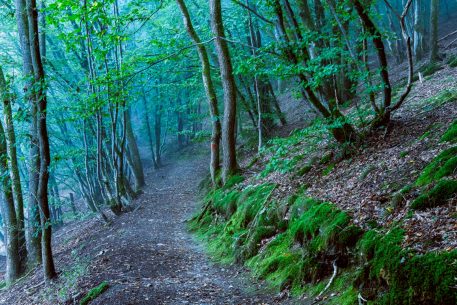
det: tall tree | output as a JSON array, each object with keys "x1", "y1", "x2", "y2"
[
  {"x1": 0, "y1": 66, "x2": 27, "y2": 272},
  {"x1": 209, "y1": 0, "x2": 238, "y2": 182},
  {"x1": 0, "y1": 67, "x2": 21, "y2": 284},
  {"x1": 429, "y1": 0, "x2": 440, "y2": 62},
  {"x1": 26, "y1": 0, "x2": 57, "y2": 280},
  {"x1": 16, "y1": 0, "x2": 40, "y2": 267},
  {"x1": 176, "y1": 0, "x2": 222, "y2": 185}
]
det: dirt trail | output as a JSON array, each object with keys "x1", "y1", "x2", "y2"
[
  {"x1": 69, "y1": 148, "x2": 296, "y2": 305},
  {"x1": 0, "y1": 147, "x2": 300, "y2": 304}
]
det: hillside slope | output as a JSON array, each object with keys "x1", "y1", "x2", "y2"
[{"x1": 192, "y1": 61, "x2": 457, "y2": 304}]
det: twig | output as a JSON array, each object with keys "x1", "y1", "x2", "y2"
[
  {"x1": 439, "y1": 29, "x2": 457, "y2": 42},
  {"x1": 446, "y1": 37, "x2": 457, "y2": 49},
  {"x1": 313, "y1": 260, "x2": 338, "y2": 302},
  {"x1": 358, "y1": 292, "x2": 368, "y2": 305}
]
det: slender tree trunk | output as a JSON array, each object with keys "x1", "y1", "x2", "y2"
[
  {"x1": 0, "y1": 83, "x2": 21, "y2": 285},
  {"x1": 141, "y1": 94, "x2": 158, "y2": 169},
  {"x1": 353, "y1": 0, "x2": 392, "y2": 126},
  {"x1": 26, "y1": 0, "x2": 57, "y2": 280},
  {"x1": 176, "y1": 0, "x2": 222, "y2": 185},
  {"x1": 0, "y1": 67, "x2": 27, "y2": 271},
  {"x1": 209, "y1": 0, "x2": 238, "y2": 182},
  {"x1": 429, "y1": 0, "x2": 440, "y2": 62},
  {"x1": 15, "y1": 0, "x2": 40, "y2": 268},
  {"x1": 125, "y1": 108, "x2": 145, "y2": 191}
]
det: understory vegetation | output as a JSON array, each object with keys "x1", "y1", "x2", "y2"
[{"x1": 191, "y1": 94, "x2": 457, "y2": 303}]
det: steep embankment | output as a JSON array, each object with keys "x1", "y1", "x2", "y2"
[{"x1": 192, "y1": 62, "x2": 457, "y2": 304}]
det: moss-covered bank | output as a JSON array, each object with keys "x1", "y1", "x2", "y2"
[{"x1": 191, "y1": 178, "x2": 457, "y2": 304}]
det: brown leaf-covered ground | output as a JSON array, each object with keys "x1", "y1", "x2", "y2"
[{"x1": 251, "y1": 63, "x2": 457, "y2": 254}]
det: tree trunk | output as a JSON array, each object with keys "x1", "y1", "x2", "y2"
[
  {"x1": 141, "y1": 94, "x2": 159, "y2": 169},
  {"x1": 429, "y1": 0, "x2": 440, "y2": 62},
  {"x1": 176, "y1": 0, "x2": 222, "y2": 185},
  {"x1": 0, "y1": 67, "x2": 27, "y2": 271},
  {"x1": 353, "y1": 0, "x2": 392, "y2": 125},
  {"x1": 0, "y1": 95, "x2": 20, "y2": 285},
  {"x1": 209, "y1": 0, "x2": 238, "y2": 183},
  {"x1": 125, "y1": 108, "x2": 145, "y2": 191},
  {"x1": 15, "y1": 0, "x2": 40, "y2": 268},
  {"x1": 26, "y1": 0, "x2": 57, "y2": 280}
]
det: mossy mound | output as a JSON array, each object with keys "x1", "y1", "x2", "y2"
[
  {"x1": 193, "y1": 178, "x2": 457, "y2": 304},
  {"x1": 441, "y1": 120, "x2": 457, "y2": 143},
  {"x1": 411, "y1": 179, "x2": 457, "y2": 209},
  {"x1": 415, "y1": 146, "x2": 457, "y2": 186},
  {"x1": 80, "y1": 281, "x2": 109, "y2": 305},
  {"x1": 357, "y1": 229, "x2": 457, "y2": 304}
]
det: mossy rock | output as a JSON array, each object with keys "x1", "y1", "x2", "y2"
[
  {"x1": 80, "y1": 281, "x2": 109, "y2": 305},
  {"x1": 411, "y1": 179, "x2": 457, "y2": 210},
  {"x1": 416, "y1": 146, "x2": 457, "y2": 186},
  {"x1": 441, "y1": 120, "x2": 457, "y2": 143}
]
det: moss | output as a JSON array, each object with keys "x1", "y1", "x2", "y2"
[
  {"x1": 322, "y1": 164, "x2": 335, "y2": 176},
  {"x1": 419, "y1": 62, "x2": 443, "y2": 77},
  {"x1": 416, "y1": 147, "x2": 457, "y2": 186},
  {"x1": 320, "y1": 151, "x2": 333, "y2": 164},
  {"x1": 359, "y1": 164, "x2": 377, "y2": 181},
  {"x1": 441, "y1": 120, "x2": 457, "y2": 143},
  {"x1": 357, "y1": 228, "x2": 457, "y2": 304},
  {"x1": 447, "y1": 54, "x2": 457, "y2": 68},
  {"x1": 411, "y1": 179, "x2": 457, "y2": 210},
  {"x1": 296, "y1": 164, "x2": 312, "y2": 177},
  {"x1": 80, "y1": 281, "x2": 109, "y2": 305},
  {"x1": 223, "y1": 174, "x2": 244, "y2": 189}
]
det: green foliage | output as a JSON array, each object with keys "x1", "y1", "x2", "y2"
[
  {"x1": 447, "y1": 54, "x2": 457, "y2": 68},
  {"x1": 80, "y1": 281, "x2": 109, "y2": 305},
  {"x1": 419, "y1": 62, "x2": 443, "y2": 77},
  {"x1": 411, "y1": 179, "x2": 457, "y2": 209},
  {"x1": 441, "y1": 120, "x2": 457, "y2": 143},
  {"x1": 357, "y1": 229, "x2": 457, "y2": 304},
  {"x1": 415, "y1": 146, "x2": 457, "y2": 186}
]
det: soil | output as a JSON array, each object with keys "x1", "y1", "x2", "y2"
[{"x1": 0, "y1": 146, "x2": 300, "y2": 305}]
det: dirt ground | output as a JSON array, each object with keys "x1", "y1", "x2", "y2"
[{"x1": 0, "y1": 146, "x2": 302, "y2": 305}]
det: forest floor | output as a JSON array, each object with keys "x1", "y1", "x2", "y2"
[{"x1": 0, "y1": 145, "x2": 298, "y2": 305}]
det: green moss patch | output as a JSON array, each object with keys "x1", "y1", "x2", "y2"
[
  {"x1": 415, "y1": 146, "x2": 457, "y2": 186},
  {"x1": 441, "y1": 120, "x2": 457, "y2": 143},
  {"x1": 357, "y1": 229, "x2": 457, "y2": 304},
  {"x1": 80, "y1": 281, "x2": 109, "y2": 305},
  {"x1": 411, "y1": 179, "x2": 457, "y2": 209},
  {"x1": 193, "y1": 178, "x2": 457, "y2": 304},
  {"x1": 447, "y1": 54, "x2": 457, "y2": 68}
]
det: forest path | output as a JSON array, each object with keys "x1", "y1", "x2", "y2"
[{"x1": 78, "y1": 147, "x2": 294, "y2": 305}]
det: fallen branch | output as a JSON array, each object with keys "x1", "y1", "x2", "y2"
[
  {"x1": 446, "y1": 37, "x2": 457, "y2": 49},
  {"x1": 311, "y1": 260, "x2": 338, "y2": 304},
  {"x1": 439, "y1": 29, "x2": 457, "y2": 42},
  {"x1": 358, "y1": 292, "x2": 368, "y2": 305}
]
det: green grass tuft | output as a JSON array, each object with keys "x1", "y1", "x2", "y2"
[{"x1": 80, "y1": 281, "x2": 109, "y2": 305}]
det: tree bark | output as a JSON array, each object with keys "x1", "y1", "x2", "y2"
[
  {"x1": 16, "y1": 0, "x2": 40, "y2": 268},
  {"x1": 0, "y1": 67, "x2": 27, "y2": 271},
  {"x1": 0, "y1": 81, "x2": 21, "y2": 285},
  {"x1": 429, "y1": 0, "x2": 440, "y2": 62},
  {"x1": 176, "y1": 0, "x2": 222, "y2": 185},
  {"x1": 26, "y1": 0, "x2": 57, "y2": 280},
  {"x1": 125, "y1": 108, "x2": 145, "y2": 191},
  {"x1": 209, "y1": 0, "x2": 238, "y2": 182}
]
